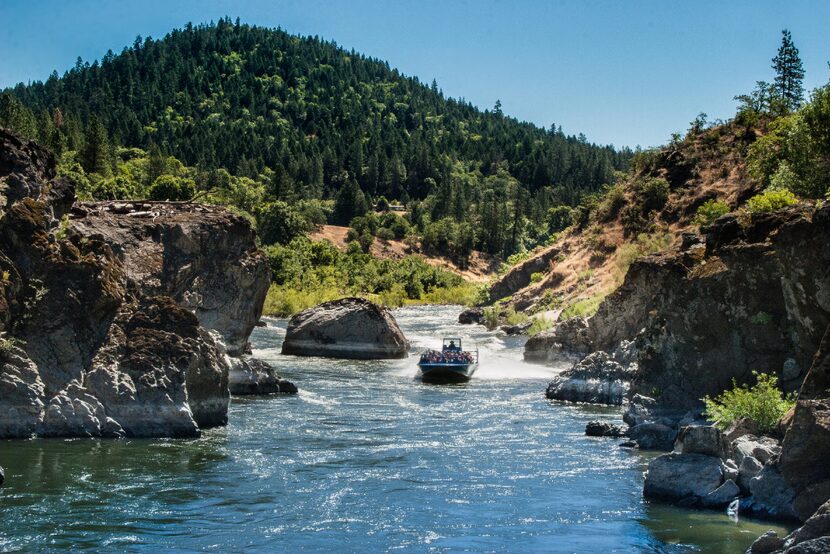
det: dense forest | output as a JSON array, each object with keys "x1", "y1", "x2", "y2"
[{"x1": 1, "y1": 18, "x2": 631, "y2": 262}]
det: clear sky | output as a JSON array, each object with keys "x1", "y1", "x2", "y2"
[{"x1": 1, "y1": 0, "x2": 828, "y2": 148}]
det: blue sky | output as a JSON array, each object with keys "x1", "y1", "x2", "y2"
[{"x1": 1, "y1": 0, "x2": 828, "y2": 148}]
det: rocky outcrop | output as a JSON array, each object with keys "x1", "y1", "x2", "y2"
[
  {"x1": 489, "y1": 246, "x2": 561, "y2": 303},
  {"x1": 0, "y1": 128, "x2": 275, "y2": 438},
  {"x1": 778, "y1": 325, "x2": 830, "y2": 520},
  {"x1": 525, "y1": 317, "x2": 593, "y2": 363},
  {"x1": 69, "y1": 201, "x2": 269, "y2": 357},
  {"x1": 529, "y1": 204, "x2": 830, "y2": 416},
  {"x1": 282, "y1": 297, "x2": 409, "y2": 359},
  {"x1": 545, "y1": 350, "x2": 634, "y2": 405}
]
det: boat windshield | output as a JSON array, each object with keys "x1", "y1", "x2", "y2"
[{"x1": 442, "y1": 338, "x2": 462, "y2": 352}]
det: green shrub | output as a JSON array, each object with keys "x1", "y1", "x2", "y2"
[
  {"x1": 528, "y1": 316, "x2": 555, "y2": 336},
  {"x1": 547, "y1": 205, "x2": 574, "y2": 234},
  {"x1": 530, "y1": 272, "x2": 543, "y2": 283},
  {"x1": 482, "y1": 306, "x2": 500, "y2": 329},
  {"x1": 560, "y1": 291, "x2": 609, "y2": 320},
  {"x1": 594, "y1": 184, "x2": 626, "y2": 222},
  {"x1": 703, "y1": 372, "x2": 796, "y2": 433},
  {"x1": 505, "y1": 308, "x2": 529, "y2": 326},
  {"x1": 148, "y1": 175, "x2": 196, "y2": 201},
  {"x1": 750, "y1": 311, "x2": 774, "y2": 325},
  {"x1": 636, "y1": 177, "x2": 670, "y2": 213},
  {"x1": 613, "y1": 231, "x2": 672, "y2": 283},
  {"x1": 375, "y1": 227, "x2": 395, "y2": 240},
  {"x1": 746, "y1": 188, "x2": 798, "y2": 213},
  {"x1": 257, "y1": 201, "x2": 308, "y2": 245},
  {"x1": 692, "y1": 199, "x2": 730, "y2": 227}
]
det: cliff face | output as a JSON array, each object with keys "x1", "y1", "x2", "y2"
[
  {"x1": 69, "y1": 201, "x2": 270, "y2": 357},
  {"x1": 602, "y1": 205, "x2": 829, "y2": 407},
  {"x1": 0, "y1": 128, "x2": 276, "y2": 438},
  {"x1": 539, "y1": 204, "x2": 830, "y2": 410}
]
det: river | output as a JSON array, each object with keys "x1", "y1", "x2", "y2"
[{"x1": 0, "y1": 305, "x2": 791, "y2": 552}]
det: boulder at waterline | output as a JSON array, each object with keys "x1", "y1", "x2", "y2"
[
  {"x1": 229, "y1": 357, "x2": 297, "y2": 395},
  {"x1": 281, "y1": 297, "x2": 410, "y2": 359},
  {"x1": 545, "y1": 351, "x2": 634, "y2": 405},
  {"x1": 629, "y1": 422, "x2": 678, "y2": 451},
  {"x1": 524, "y1": 317, "x2": 593, "y2": 364},
  {"x1": 585, "y1": 420, "x2": 625, "y2": 437},
  {"x1": 643, "y1": 453, "x2": 724, "y2": 502},
  {"x1": 458, "y1": 308, "x2": 484, "y2": 325},
  {"x1": 675, "y1": 425, "x2": 730, "y2": 459},
  {"x1": 0, "y1": 465, "x2": 4, "y2": 486}
]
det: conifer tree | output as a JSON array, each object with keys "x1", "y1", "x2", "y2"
[
  {"x1": 81, "y1": 115, "x2": 110, "y2": 175},
  {"x1": 772, "y1": 29, "x2": 805, "y2": 112}
]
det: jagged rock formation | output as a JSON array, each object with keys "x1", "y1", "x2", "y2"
[
  {"x1": 778, "y1": 325, "x2": 830, "y2": 520},
  {"x1": 535, "y1": 203, "x2": 830, "y2": 412},
  {"x1": 0, "y1": 128, "x2": 285, "y2": 438},
  {"x1": 69, "y1": 201, "x2": 270, "y2": 357},
  {"x1": 282, "y1": 297, "x2": 410, "y2": 359},
  {"x1": 489, "y1": 246, "x2": 561, "y2": 306}
]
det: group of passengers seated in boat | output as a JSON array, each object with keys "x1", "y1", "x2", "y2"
[{"x1": 419, "y1": 349, "x2": 475, "y2": 364}]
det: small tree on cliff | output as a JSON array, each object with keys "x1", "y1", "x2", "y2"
[{"x1": 772, "y1": 29, "x2": 805, "y2": 112}]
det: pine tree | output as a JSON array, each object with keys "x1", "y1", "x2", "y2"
[
  {"x1": 81, "y1": 115, "x2": 110, "y2": 175},
  {"x1": 772, "y1": 29, "x2": 805, "y2": 112}
]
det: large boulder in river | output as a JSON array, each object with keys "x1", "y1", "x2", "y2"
[{"x1": 281, "y1": 297, "x2": 410, "y2": 359}]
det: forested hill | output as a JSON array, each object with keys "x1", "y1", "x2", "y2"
[{"x1": 4, "y1": 18, "x2": 629, "y2": 207}]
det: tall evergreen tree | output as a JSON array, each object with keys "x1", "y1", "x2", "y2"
[
  {"x1": 772, "y1": 29, "x2": 805, "y2": 112},
  {"x1": 80, "y1": 114, "x2": 110, "y2": 175}
]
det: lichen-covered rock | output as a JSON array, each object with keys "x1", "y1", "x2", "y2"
[
  {"x1": 747, "y1": 530, "x2": 785, "y2": 553},
  {"x1": 282, "y1": 297, "x2": 409, "y2": 359},
  {"x1": 675, "y1": 425, "x2": 730, "y2": 459},
  {"x1": 545, "y1": 351, "x2": 633, "y2": 405},
  {"x1": 733, "y1": 435, "x2": 781, "y2": 466},
  {"x1": 701, "y1": 479, "x2": 741, "y2": 508},
  {"x1": 644, "y1": 453, "x2": 724, "y2": 501},
  {"x1": 747, "y1": 465, "x2": 798, "y2": 520},
  {"x1": 739, "y1": 456, "x2": 765, "y2": 492}
]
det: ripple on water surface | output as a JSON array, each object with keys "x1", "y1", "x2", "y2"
[{"x1": 0, "y1": 306, "x2": 793, "y2": 552}]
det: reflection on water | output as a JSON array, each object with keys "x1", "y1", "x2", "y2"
[{"x1": 0, "y1": 305, "x2": 793, "y2": 551}]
